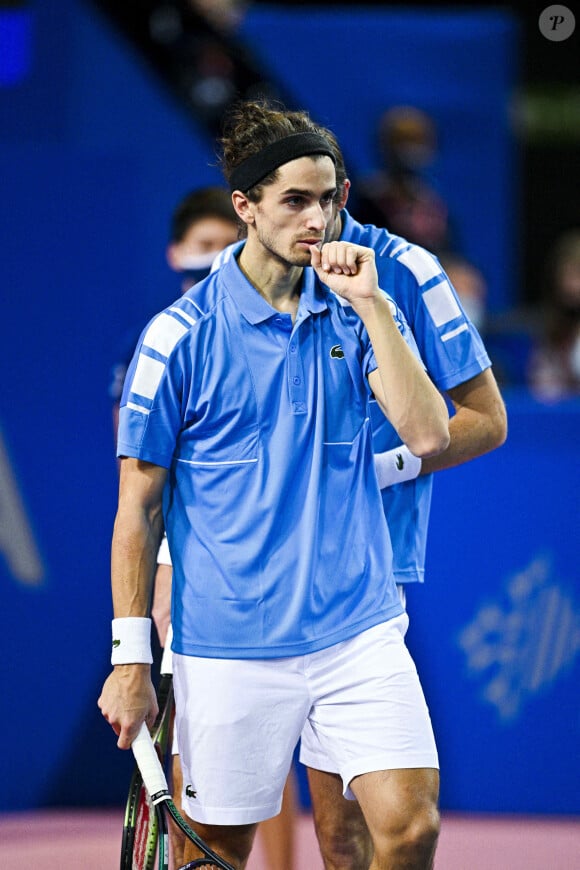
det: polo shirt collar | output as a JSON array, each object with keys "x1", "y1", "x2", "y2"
[{"x1": 221, "y1": 249, "x2": 330, "y2": 325}]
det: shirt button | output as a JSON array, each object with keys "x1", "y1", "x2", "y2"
[
  {"x1": 289, "y1": 344, "x2": 296, "y2": 353},
  {"x1": 293, "y1": 377, "x2": 301, "y2": 385}
]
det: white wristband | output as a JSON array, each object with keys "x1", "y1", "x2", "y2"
[
  {"x1": 374, "y1": 445, "x2": 422, "y2": 490},
  {"x1": 111, "y1": 617, "x2": 153, "y2": 665}
]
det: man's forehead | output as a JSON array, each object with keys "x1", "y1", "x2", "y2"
[{"x1": 274, "y1": 154, "x2": 336, "y2": 191}]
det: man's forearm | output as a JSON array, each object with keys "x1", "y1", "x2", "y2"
[
  {"x1": 420, "y1": 369, "x2": 507, "y2": 475},
  {"x1": 111, "y1": 459, "x2": 167, "y2": 619},
  {"x1": 420, "y1": 404, "x2": 505, "y2": 474},
  {"x1": 373, "y1": 369, "x2": 507, "y2": 487},
  {"x1": 364, "y1": 296, "x2": 449, "y2": 458},
  {"x1": 111, "y1": 511, "x2": 163, "y2": 619}
]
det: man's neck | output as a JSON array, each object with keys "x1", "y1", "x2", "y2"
[{"x1": 238, "y1": 240, "x2": 302, "y2": 318}]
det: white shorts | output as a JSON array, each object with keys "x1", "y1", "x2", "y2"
[
  {"x1": 157, "y1": 534, "x2": 172, "y2": 566},
  {"x1": 173, "y1": 614, "x2": 438, "y2": 825}
]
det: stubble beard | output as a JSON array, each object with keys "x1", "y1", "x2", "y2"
[{"x1": 258, "y1": 226, "x2": 314, "y2": 269}]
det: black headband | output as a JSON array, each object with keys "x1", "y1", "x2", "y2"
[{"x1": 229, "y1": 132, "x2": 336, "y2": 193}]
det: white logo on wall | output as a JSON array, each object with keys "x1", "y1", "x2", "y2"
[
  {"x1": 457, "y1": 556, "x2": 580, "y2": 720},
  {"x1": 0, "y1": 428, "x2": 45, "y2": 585}
]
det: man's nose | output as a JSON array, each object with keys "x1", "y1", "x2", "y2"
[{"x1": 305, "y1": 202, "x2": 327, "y2": 230}]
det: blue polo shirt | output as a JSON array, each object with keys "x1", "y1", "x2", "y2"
[
  {"x1": 118, "y1": 253, "x2": 404, "y2": 658},
  {"x1": 212, "y1": 223, "x2": 491, "y2": 585},
  {"x1": 340, "y1": 209, "x2": 491, "y2": 583}
]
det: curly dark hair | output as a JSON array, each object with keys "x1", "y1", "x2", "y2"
[{"x1": 218, "y1": 99, "x2": 347, "y2": 201}]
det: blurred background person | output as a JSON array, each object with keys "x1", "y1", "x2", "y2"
[
  {"x1": 354, "y1": 104, "x2": 455, "y2": 256},
  {"x1": 187, "y1": 0, "x2": 249, "y2": 34},
  {"x1": 527, "y1": 228, "x2": 580, "y2": 402},
  {"x1": 438, "y1": 252, "x2": 489, "y2": 336},
  {"x1": 109, "y1": 185, "x2": 240, "y2": 438}
]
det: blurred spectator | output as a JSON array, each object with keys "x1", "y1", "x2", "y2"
[
  {"x1": 354, "y1": 105, "x2": 454, "y2": 255},
  {"x1": 438, "y1": 252, "x2": 488, "y2": 334},
  {"x1": 188, "y1": 0, "x2": 249, "y2": 34},
  {"x1": 109, "y1": 185, "x2": 239, "y2": 438},
  {"x1": 148, "y1": 0, "x2": 278, "y2": 136},
  {"x1": 527, "y1": 228, "x2": 580, "y2": 401}
]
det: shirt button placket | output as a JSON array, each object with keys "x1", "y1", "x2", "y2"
[{"x1": 288, "y1": 338, "x2": 306, "y2": 414}]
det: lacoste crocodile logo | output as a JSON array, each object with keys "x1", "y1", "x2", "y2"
[
  {"x1": 330, "y1": 345, "x2": 344, "y2": 359},
  {"x1": 185, "y1": 785, "x2": 197, "y2": 799},
  {"x1": 395, "y1": 453, "x2": 404, "y2": 471},
  {"x1": 112, "y1": 639, "x2": 121, "y2": 648}
]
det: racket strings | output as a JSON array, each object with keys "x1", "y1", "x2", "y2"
[{"x1": 178, "y1": 862, "x2": 228, "y2": 869}]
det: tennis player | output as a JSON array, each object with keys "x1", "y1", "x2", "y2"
[
  {"x1": 293, "y1": 133, "x2": 508, "y2": 869},
  {"x1": 98, "y1": 100, "x2": 449, "y2": 869}
]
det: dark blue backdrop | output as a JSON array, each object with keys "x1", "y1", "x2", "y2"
[
  {"x1": 1, "y1": 1, "x2": 578, "y2": 816},
  {"x1": 238, "y1": 5, "x2": 521, "y2": 314}
]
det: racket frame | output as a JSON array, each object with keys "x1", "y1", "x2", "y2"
[{"x1": 132, "y1": 723, "x2": 236, "y2": 870}]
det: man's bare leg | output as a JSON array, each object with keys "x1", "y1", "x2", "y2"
[
  {"x1": 170, "y1": 752, "x2": 185, "y2": 869},
  {"x1": 181, "y1": 815, "x2": 257, "y2": 869},
  {"x1": 350, "y1": 768, "x2": 440, "y2": 870},
  {"x1": 307, "y1": 768, "x2": 372, "y2": 870},
  {"x1": 257, "y1": 774, "x2": 297, "y2": 870}
]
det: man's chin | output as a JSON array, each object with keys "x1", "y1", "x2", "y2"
[{"x1": 293, "y1": 244, "x2": 319, "y2": 265}]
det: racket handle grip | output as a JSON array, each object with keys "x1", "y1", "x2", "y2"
[{"x1": 132, "y1": 722, "x2": 170, "y2": 803}]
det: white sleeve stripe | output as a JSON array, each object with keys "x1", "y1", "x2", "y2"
[
  {"x1": 441, "y1": 323, "x2": 469, "y2": 342},
  {"x1": 422, "y1": 280, "x2": 462, "y2": 326},
  {"x1": 396, "y1": 246, "x2": 441, "y2": 285},
  {"x1": 126, "y1": 401, "x2": 151, "y2": 415},
  {"x1": 126, "y1": 304, "x2": 199, "y2": 407}
]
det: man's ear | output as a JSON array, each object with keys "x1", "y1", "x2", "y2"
[
  {"x1": 336, "y1": 179, "x2": 351, "y2": 212},
  {"x1": 232, "y1": 190, "x2": 254, "y2": 226}
]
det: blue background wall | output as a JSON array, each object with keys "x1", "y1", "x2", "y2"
[
  {"x1": 1, "y1": 1, "x2": 578, "y2": 816},
  {"x1": 239, "y1": 5, "x2": 520, "y2": 314}
]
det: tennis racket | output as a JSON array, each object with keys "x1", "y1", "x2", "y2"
[
  {"x1": 131, "y1": 721, "x2": 236, "y2": 870},
  {"x1": 121, "y1": 626, "x2": 175, "y2": 870}
]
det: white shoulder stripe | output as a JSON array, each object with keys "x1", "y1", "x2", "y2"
[
  {"x1": 210, "y1": 242, "x2": 238, "y2": 272},
  {"x1": 422, "y1": 280, "x2": 462, "y2": 327},
  {"x1": 388, "y1": 240, "x2": 409, "y2": 258},
  {"x1": 181, "y1": 298, "x2": 205, "y2": 319},
  {"x1": 397, "y1": 246, "x2": 441, "y2": 285},
  {"x1": 131, "y1": 354, "x2": 166, "y2": 400},
  {"x1": 144, "y1": 312, "x2": 188, "y2": 357}
]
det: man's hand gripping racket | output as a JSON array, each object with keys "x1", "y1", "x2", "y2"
[
  {"x1": 121, "y1": 626, "x2": 175, "y2": 870},
  {"x1": 128, "y1": 627, "x2": 235, "y2": 870}
]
